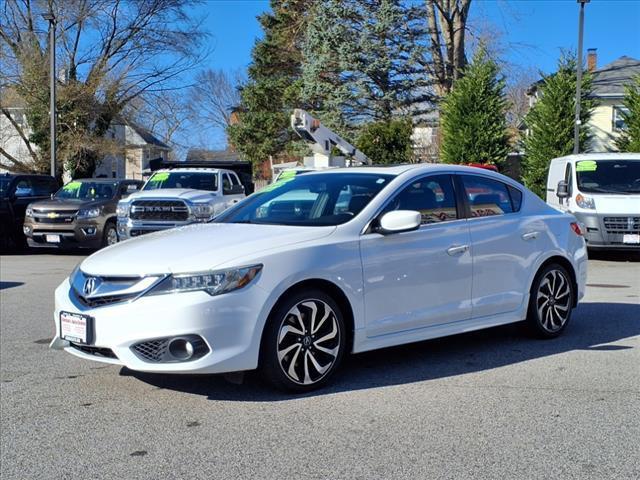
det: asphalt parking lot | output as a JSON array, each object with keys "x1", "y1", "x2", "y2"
[{"x1": 1, "y1": 251, "x2": 638, "y2": 480}]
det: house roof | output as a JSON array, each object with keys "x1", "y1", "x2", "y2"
[
  {"x1": 110, "y1": 115, "x2": 171, "y2": 150},
  {"x1": 591, "y1": 56, "x2": 640, "y2": 97}
]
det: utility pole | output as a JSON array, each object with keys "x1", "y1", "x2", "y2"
[
  {"x1": 573, "y1": 0, "x2": 589, "y2": 154},
  {"x1": 42, "y1": 10, "x2": 57, "y2": 176}
]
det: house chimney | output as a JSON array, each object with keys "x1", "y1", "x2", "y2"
[{"x1": 587, "y1": 48, "x2": 597, "y2": 72}]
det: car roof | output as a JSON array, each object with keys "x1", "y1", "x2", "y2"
[
  {"x1": 550, "y1": 153, "x2": 640, "y2": 163},
  {"x1": 304, "y1": 163, "x2": 508, "y2": 177},
  {"x1": 72, "y1": 178, "x2": 126, "y2": 183},
  {"x1": 153, "y1": 168, "x2": 222, "y2": 173}
]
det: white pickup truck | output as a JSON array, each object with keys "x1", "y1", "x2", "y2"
[{"x1": 116, "y1": 167, "x2": 246, "y2": 240}]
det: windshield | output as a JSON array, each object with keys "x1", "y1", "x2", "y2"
[
  {"x1": 55, "y1": 181, "x2": 118, "y2": 200},
  {"x1": 576, "y1": 159, "x2": 640, "y2": 194},
  {"x1": 143, "y1": 171, "x2": 218, "y2": 191},
  {"x1": 216, "y1": 172, "x2": 393, "y2": 226}
]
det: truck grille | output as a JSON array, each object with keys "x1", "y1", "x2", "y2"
[
  {"x1": 130, "y1": 200, "x2": 189, "y2": 221},
  {"x1": 33, "y1": 209, "x2": 77, "y2": 224},
  {"x1": 603, "y1": 216, "x2": 640, "y2": 234}
]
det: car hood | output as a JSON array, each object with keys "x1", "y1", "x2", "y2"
[
  {"x1": 28, "y1": 198, "x2": 107, "y2": 210},
  {"x1": 127, "y1": 188, "x2": 218, "y2": 203},
  {"x1": 80, "y1": 223, "x2": 336, "y2": 276},
  {"x1": 593, "y1": 195, "x2": 640, "y2": 215}
]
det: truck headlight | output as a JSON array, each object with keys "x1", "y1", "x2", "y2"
[
  {"x1": 575, "y1": 194, "x2": 595, "y2": 209},
  {"x1": 116, "y1": 202, "x2": 130, "y2": 217},
  {"x1": 146, "y1": 265, "x2": 262, "y2": 297},
  {"x1": 25, "y1": 206, "x2": 33, "y2": 217},
  {"x1": 191, "y1": 203, "x2": 214, "y2": 220},
  {"x1": 77, "y1": 207, "x2": 101, "y2": 219}
]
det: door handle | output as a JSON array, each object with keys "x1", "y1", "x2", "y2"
[
  {"x1": 447, "y1": 245, "x2": 469, "y2": 256},
  {"x1": 522, "y1": 231, "x2": 539, "y2": 241}
]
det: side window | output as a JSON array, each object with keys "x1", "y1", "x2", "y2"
[
  {"x1": 507, "y1": 186, "x2": 523, "y2": 212},
  {"x1": 32, "y1": 178, "x2": 56, "y2": 196},
  {"x1": 13, "y1": 178, "x2": 34, "y2": 197},
  {"x1": 384, "y1": 174, "x2": 458, "y2": 224},
  {"x1": 230, "y1": 173, "x2": 240, "y2": 185},
  {"x1": 222, "y1": 173, "x2": 233, "y2": 194},
  {"x1": 461, "y1": 175, "x2": 514, "y2": 217}
]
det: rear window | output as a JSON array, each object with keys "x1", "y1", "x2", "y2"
[{"x1": 461, "y1": 175, "x2": 516, "y2": 216}]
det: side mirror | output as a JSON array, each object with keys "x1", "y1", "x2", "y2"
[
  {"x1": 556, "y1": 180, "x2": 570, "y2": 199},
  {"x1": 50, "y1": 193, "x2": 55, "y2": 199},
  {"x1": 376, "y1": 210, "x2": 422, "y2": 235},
  {"x1": 224, "y1": 184, "x2": 244, "y2": 195}
]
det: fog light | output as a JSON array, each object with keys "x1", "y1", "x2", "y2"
[
  {"x1": 131, "y1": 335, "x2": 209, "y2": 363},
  {"x1": 82, "y1": 227, "x2": 96, "y2": 235},
  {"x1": 168, "y1": 338, "x2": 194, "y2": 360},
  {"x1": 23, "y1": 225, "x2": 32, "y2": 234}
]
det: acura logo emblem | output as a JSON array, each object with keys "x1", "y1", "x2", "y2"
[{"x1": 83, "y1": 277, "x2": 101, "y2": 296}]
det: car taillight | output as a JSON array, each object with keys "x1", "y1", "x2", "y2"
[{"x1": 570, "y1": 222, "x2": 584, "y2": 236}]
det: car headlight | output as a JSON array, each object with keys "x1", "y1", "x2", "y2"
[
  {"x1": 575, "y1": 194, "x2": 595, "y2": 209},
  {"x1": 77, "y1": 207, "x2": 101, "y2": 219},
  {"x1": 146, "y1": 265, "x2": 262, "y2": 297},
  {"x1": 191, "y1": 203, "x2": 214, "y2": 219},
  {"x1": 25, "y1": 206, "x2": 33, "y2": 217},
  {"x1": 116, "y1": 202, "x2": 129, "y2": 217}
]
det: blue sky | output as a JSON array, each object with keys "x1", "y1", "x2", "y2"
[{"x1": 195, "y1": 0, "x2": 640, "y2": 74}]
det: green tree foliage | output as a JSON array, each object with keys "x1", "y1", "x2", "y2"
[
  {"x1": 439, "y1": 48, "x2": 509, "y2": 167},
  {"x1": 522, "y1": 54, "x2": 595, "y2": 198},
  {"x1": 227, "y1": 0, "x2": 310, "y2": 176},
  {"x1": 356, "y1": 118, "x2": 414, "y2": 164},
  {"x1": 300, "y1": 0, "x2": 431, "y2": 137},
  {"x1": 614, "y1": 75, "x2": 640, "y2": 152}
]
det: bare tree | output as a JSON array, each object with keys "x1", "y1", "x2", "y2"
[
  {"x1": 423, "y1": 0, "x2": 473, "y2": 97},
  {"x1": 189, "y1": 69, "x2": 244, "y2": 134},
  {"x1": 0, "y1": 0, "x2": 207, "y2": 175},
  {"x1": 505, "y1": 67, "x2": 538, "y2": 145}
]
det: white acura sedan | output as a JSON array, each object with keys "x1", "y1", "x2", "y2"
[{"x1": 51, "y1": 165, "x2": 587, "y2": 391}]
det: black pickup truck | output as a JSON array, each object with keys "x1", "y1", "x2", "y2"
[{"x1": 0, "y1": 173, "x2": 59, "y2": 251}]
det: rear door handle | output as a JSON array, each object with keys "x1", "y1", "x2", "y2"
[
  {"x1": 447, "y1": 245, "x2": 469, "y2": 256},
  {"x1": 522, "y1": 231, "x2": 539, "y2": 241}
]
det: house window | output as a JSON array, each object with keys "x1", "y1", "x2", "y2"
[{"x1": 613, "y1": 106, "x2": 629, "y2": 131}]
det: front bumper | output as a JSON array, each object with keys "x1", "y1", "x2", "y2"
[
  {"x1": 572, "y1": 211, "x2": 640, "y2": 250},
  {"x1": 24, "y1": 220, "x2": 103, "y2": 248},
  {"x1": 51, "y1": 278, "x2": 270, "y2": 374}
]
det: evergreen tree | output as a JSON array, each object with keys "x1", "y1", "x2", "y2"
[
  {"x1": 357, "y1": 118, "x2": 414, "y2": 164},
  {"x1": 439, "y1": 48, "x2": 509, "y2": 167},
  {"x1": 522, "y1": 54, "x2": 595, "y2": 198},
  {"x1": 227, "y1": 1, "x2": 310, "y2": 176},
  {"x1": 614, "y1": 75, "x2": 640, "y2": 152},
  {"x1": 300, "y1": 0, "x2": 431, "y2": 135}
]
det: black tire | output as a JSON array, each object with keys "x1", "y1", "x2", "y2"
[
  {"x1": 102, "y1": 221, "x2": 118, "y2": 248},
  {"x1": 260, "y1": 289, "x2": 346, "y2": 392},
  {"x1": 526, "y1": 263, "x2": 575, "y2": 338}
]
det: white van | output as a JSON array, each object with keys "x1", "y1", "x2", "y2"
[{"x1": 546, "y1": 153, "x2": 640, "y2": 250}]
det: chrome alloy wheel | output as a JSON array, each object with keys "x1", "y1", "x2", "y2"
[
  {"x1": 536, "y1": 269, "x2": 571, "y2": 332},
  {"x1": 276, "y1": 299, "x2": 340, "y2": 385}
]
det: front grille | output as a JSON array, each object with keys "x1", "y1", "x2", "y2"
[
  {"x1": 70, "y1": 343, "x2": 118, "y2": 359},
  {"x1": 73, "y1": 289, "x2": 137, "y2": 308},
  {"x1": 130, "y1": 229, "x2": 161, "y2": 237},
  {"x1": 130, "y1": 200, "x2": 189, "y2": 221},
  {"x1": 132, "y1": 339, "x2": 170, "y2": 362},
  {"x1": 33, "y1": 209, "x2": 77, "y2": 224},
  {"x1": 603, "y1": 216, "x2": 640, "y2": 234}
]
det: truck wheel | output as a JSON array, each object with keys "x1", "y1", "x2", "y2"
[{"x1": 102, "y1": 222, "x2": 118, "y2": 247}]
